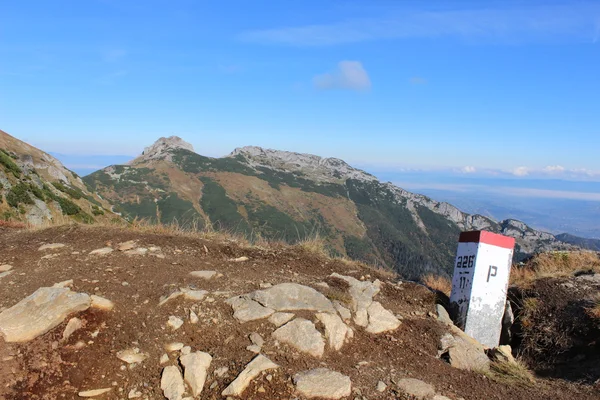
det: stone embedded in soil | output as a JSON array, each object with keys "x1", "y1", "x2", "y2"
[
  {"x1": 189, "y1": 309, "x2": 199, "y2": 324},
  {"x1": 90, "y1": 295, "x2": 114, "y2": 311},
  {"x1": 89, "y1": 247, "x2": 113, "y2": 256},
  {"x1": 249, "y1": 332, "x2": 264, "y2": 347},
  {"x1": 181, "y1": 288, "x2": 208, "y2": 301},
  {"x1": 433, "y1": 396, "x2": 452, "y2": 400},
  {"x1": 38, "y1": 243, "x2": 65, "y2": 251},
  {"x1": 268, "y1": 312, "x2": 295, "y2": 327},
  {"x1": 230, "y1": 256, "x2": 249, "y2": 262},
  {"x1": 377, "y1": 380, "x2": 387, "y2": 392},
  {"x1": 117, "y1": 348, "x2": 149, "y2": 364},
  {"x1": 490, "y1": 345, "x2": 516, "y2": 364},
  {"x1": 189, "y1": 270, "x2": 217, "y2": 280},
  {"x1": 0, "y1": 264, "x2": 12, "y2": 272},
  {"x1": 293, "y1": 368, "x2": 352, "y2": 399},
  {"x1": 436, "y1": 304, "x2": 453, "y2": 326},
  {"x1": 165, "y1": 342, "x2": 185, "y2": 352},
  {"x1": 0, "y1": 271, "x2": 13, "y2": 280},
  {"x1": 124, "y1": 247, "x2": 148, "y2": 256},
  {"x1": 221, "y1": 354, "x2": 279, "y2": 396},
  {"x1": 167, "y1": 316, "x2": 184, "y2": 330},
  {"x1": 249, "y1": 283, "x2": 336, "y2": 314},
  {"x1": 316, "y1": 312, "x2": 350, "y2": 351},
  {"x1": 395, "y1": 378, "x2": 436, "y2": 399},
  {"x1": 62, "y1": 317, "x2": 83, "y2": 341},
  {"x1": 365, "y1": 301, "x2": 401, "y2": 334},
  {"x1": 78, "y1": 387, "x2": 112, "y2": 397},
  {"x1": 226, "y1": 296, "x2": 275, "y2": 323},
  {"x1": 180, "y1": 351, "x2": 212, "y2": 397},
  {"x1": 330, "y1": 273, "x2": 381, "y2": 327},
  {"x1": 0, "y1": 287, "x2": 90, "y2": 343},
  {"x1": 333, "y1": 301, "x2": 352, "y2": 322},
  {"x1": 53, "y1": 279, "x2": 74, "y2": 288},
  {"x1": 439, "y1": 326, "x2": 490, "y2": 371},
  {"x1": 272, "y1": 318, "x2": 325, "y2": 357},
  {"x1": 117, "y1": 240, "x2": 137, "y2": 251},
  {"x1": 161, "y1": 365, "x2": 185, "y2": 400}
]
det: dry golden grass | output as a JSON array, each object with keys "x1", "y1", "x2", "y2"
[
  {"x1": 422, "y1": 274, "x2": 452, "y2": 296},
  {"x1": 295, "y1": 234, "x2": 331, "y2": 258},
  {"x1": 511, "y1": 251, "x2": 600, "y2": 286},
  {"x1": 486, "y1": 359, "x2": 535, "y2": 386}
]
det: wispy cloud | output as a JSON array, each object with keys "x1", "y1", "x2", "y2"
[
  {"x1": 511, "y1": 166, "x2": 530, "y2": 176},
  {"x1": 460, "y1": 166, "x2": 476, "y2": 173},
  {"x1": 239, "y1": 3, "x2": 600, "y2": 46},
  {"x1": 313, "y1": 61, "x2": 371, "y2": 91}
]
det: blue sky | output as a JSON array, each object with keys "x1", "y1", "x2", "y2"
[{"x1": 1, "y1": 0, "x2": 600, "y2": 182}]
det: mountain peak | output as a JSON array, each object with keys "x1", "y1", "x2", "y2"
[
  {"x1": 228, "y1": 146, "x2": 378, "y2": 183},
  {"x1": 135, "y1": 136, "x2": 194, "y2": 163}
]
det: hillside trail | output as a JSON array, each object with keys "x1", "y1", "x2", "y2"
[{"x1": 0, "y1": 225, "x2": 597, "y2": 400}]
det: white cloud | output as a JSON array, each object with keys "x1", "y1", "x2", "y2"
[
  {"x1": 512, "y1": 166, "x2": 529, "y2": 176},
  {"x1": 313, "y1": 61, "x2": 371, "y2": 91},
  {"x1": 543, "y1": 165, "x2": 565, "y2": 173},
  {"x1": 239, "y1": 3, "x2": 600, "y2": 46},
  {"x1": 461, "y1": 166, "x2": 476, "y2": 173}
]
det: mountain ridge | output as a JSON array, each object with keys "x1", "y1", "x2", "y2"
[{"x1": 84, "y1": 136, "x2": 571, "y2": 278}]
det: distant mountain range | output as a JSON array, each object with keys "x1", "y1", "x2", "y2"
[{"x1": 81, "y1": 136, "x2": 576, "y2": 278}]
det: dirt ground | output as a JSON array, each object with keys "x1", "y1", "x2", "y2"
[{"x1": 1, "y1": 225, "x2": 599, "y2": 400}]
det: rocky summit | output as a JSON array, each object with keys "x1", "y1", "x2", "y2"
[
  {"x1": 0, "y1": 224, "x2": 597, "y2": 400},
  {"x1": 84, "y1": 136, "x2": 573, "y2": 279}
]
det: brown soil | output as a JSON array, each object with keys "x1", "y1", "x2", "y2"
[{"x1": 1, "y1": 225, "x2": 598, "y2": 400}]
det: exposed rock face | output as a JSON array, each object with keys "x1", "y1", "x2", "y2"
[
  {"x1": 222, "y1": 354, "x2": 279, "y2": 396},
  {"x1": 135, "y1": 136, "x2": 194, "y2": 163},
  {"x1": 226, "y1": 296, "x2": 275, "y2": 323},
  {"x1": 268, "y1": 312, "x2": 295, "y2": 327},
  {"x1": 293, "y1": 368, "x2": 352, "y2": 399},
  {"x1": 272, "y1": 318, "x2": 325, "y2": 357},
  {"x1": 330, "y1": 273, "x2": 382, "y2": 327},
  {"x1": 0, "y1": 287, "x2": 91, "y2": 342}
]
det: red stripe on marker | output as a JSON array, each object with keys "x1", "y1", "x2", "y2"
[{"x1": 459, "y1": 230, "x2": 515, "y2": 249}]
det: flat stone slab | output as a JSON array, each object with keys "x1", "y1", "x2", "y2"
[
  {"x1": 222, "y1": 354, "x2": 279, "y2": 396},
  {"x1": 249, "y1": 283, "x2": 336, "y2": 313},
  {"x1": 366, "y1": 301, "x2": 401, "y2": 334},
  {"x1": 226, "y1": 296, "x2": 275, "y2": 323},
  {"x1": 117, "y1": 240, "x2": 137, "y2": 251},
  {"x1": 180, "y1": 351, "x2": 212, "y2": 397},
  {"x1": 272, "y1": 318, "x2": 325, "y2": 357},
  {"x1": 189, "y1": 270, "x2": 217, "y2": 280},
  {"x1": 395, "y1": 378, "x2": 435, "y2": 399},
  {"x1": 38, "y1": 243, "x2": 65, "y2": 251},
  {"x1": 0, "y1": 287, "x2": 91, "y2": 342},
  {"x1": 293, "y1": 368, "x2": 352, "y2": 399},
  {"x1": 117, "y1": 348, "x2": 149, "y2": 364}
]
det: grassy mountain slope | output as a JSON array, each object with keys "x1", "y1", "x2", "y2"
[
  {"x1": 84, "y1": 137, "x2": 570, "y2": 279},
  {"x1": 0, "y1": 129, "x2": 119, "y2": 225}
]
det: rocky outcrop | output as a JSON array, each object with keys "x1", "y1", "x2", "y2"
[
  {"x1": 135, "y1": 136, "x2": 194, "y2": 163},
  {"x1": 0, "y1": 287, "x2": 91, "y2": 342},
  {"x1": 272, "y1": 318, "x2": 325, "y2": 357}
]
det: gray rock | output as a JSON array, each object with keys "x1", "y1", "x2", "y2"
[
  {"x1": 316, "y1": 313, "x2": 349, "y2": 351},
  {"x1": 439, "y1": 325, "x2": 490, "y2": 371},
  {"x1": 272, "y1": 318, "x2": 325, "y2": 357},
  {"x1": 376, "y1": 380, "x2": 387, "y2": 392},
  {"x1": 293, "y1": 368, "x2": 352, "y2": 399},
  {"x1": 395, "y1": 378, "x2": 435, "y2": 399},
  {"x1": 180, "y1": 351, "x2": 212, "y2": 397},
  {"x1": 0, "y1": 271, "x2": 13, "y2": 280},
  {"x1": 333, "y1": 301, "x2": 352, "y2": 322},
  {"x1": 124, "y1": 248, "x2": 148, "y2": 256},
  {"x1": 268, "y1": 312, "x2": 295, "y2": 327},
  {"x1": 167, "y1": 316, "x2": 184, "y2": 330},
  {"x1": 117, "y1": 240, "x2": 137, "y2": 251},
  {"x1": 226, "y1": 296, "x2": 275, "y2": 323},
  {"x1": 490, "y1": 345, "x2": 516, "y2": 364},
  {"x1": 90, "y1": 295, "x2": 114, "y2": 311},
  {"x1": 249, "y1": 283, "x2": 336, "y2": 313},
  {"x1": 222, "y1": 354, "x2": 279, "y2": 396},
  {"x1": 0, "y1": 287, "x2": 90, "y2": 342},
  {"x1": 436, "y1": 304, "x2": 453, "y2": 326},
  {"x1": 366, "y1": 301, "x2": 401, "y2": 334},
  {"x1": 161, "y1": 365, "x2": 185, "y2": 400},
  {"x1": 249, "y1": 332, "x2": 264, "y2": 347},
  {"x1": 330, "y1": 273, "x2": 381, "y2": 327},
  {"x1": 189, "y1": 270, "x2": 217, "y2": 280},
  {"x1": 38, "y1": 243, "x2": 65, "y2": 251}
]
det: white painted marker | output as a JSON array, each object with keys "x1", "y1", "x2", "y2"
[{"x1": 449, "y1": 230, "x2": 515, "y2": 348}]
